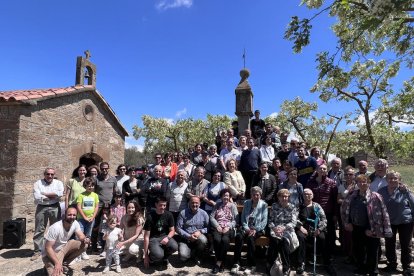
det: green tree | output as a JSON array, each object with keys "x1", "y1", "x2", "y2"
[
  {"x1": 124, "y1": 146, "x2": 150, "y2": 167},
  {"x1": 132, "y1": 114, "x2": 233, "y2": 154}
]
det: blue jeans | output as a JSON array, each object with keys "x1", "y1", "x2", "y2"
[{"x1": 78, "y1": 218, "x2": 95, "y2": 237}]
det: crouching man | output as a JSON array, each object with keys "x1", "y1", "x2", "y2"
[
  {"x1": 176, "y1": 196, "x2": 209, "y2": 265},
  {"x1": 43, "y1": 207, "x2": 90, "y2": 276}
]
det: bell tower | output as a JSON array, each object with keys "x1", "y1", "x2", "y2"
[{"x1": 75, "y1": 50, "x2": 96, "y2": 87}]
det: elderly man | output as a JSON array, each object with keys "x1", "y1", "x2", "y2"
[
  {"x1": 197, "y1": 151, "x2": 216, "y2": 182},
  {"x1": 355, "y1": 160, "x2": 371, "y2": 177},
  {"x1": 166, "y1": 170, "x2": 189, "y2": 221},
  {"x1": 287, "y1": 138, "x2": 300, "y2": 165},
  {"x1": 42, "y1": 207, "x2": 89, "y2": 276},
  {"x1": 32, "y1": 167, "x2": 64, "y2": 261},
  {"x1": 328, "y1": 158, "x2": 345, "y2": 187},
  {"x1": 186, "y1": 166, "x2": 209, "y2": 198},
  {"x1": 219, "y1": 137, "x2": 241, "y2": 170},
  {"x1": 369, "y1": 158, "x2": 388, "y2": 192},
  {"x1": 176, "y1": 196, "x2": 209, "y2": 264},
  {"x1": 295, "y1": 189, "x2": 332, "y2": 275}
]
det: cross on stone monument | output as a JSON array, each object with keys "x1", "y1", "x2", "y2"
[{"x1": 84, "y1": 50, "x2": 91, "y2": 60}]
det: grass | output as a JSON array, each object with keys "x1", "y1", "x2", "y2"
[{"x1": 392, "y1": 165, "x2": 414, "y2": 189}]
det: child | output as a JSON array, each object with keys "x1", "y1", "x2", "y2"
[
  {"x1": 76, "y1": 177, "x2": 99, "y2": 260},
  {"x1": 103, "y1": 215, "x2": 123, "y2": 273},
  {"x1": 98, "y1": 203, "x2": 110, "y2": 257},
  {"x1": 111, "y1": 193, "x2": 126, "y2": 226}
]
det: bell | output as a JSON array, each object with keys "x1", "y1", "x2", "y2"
[{"x1": 84, "y1": 69, "x2": 90, "y2": 79}]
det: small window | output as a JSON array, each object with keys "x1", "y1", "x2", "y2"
[{"x1": 83, "y1": 104, "x2": 95, "y2": 121}]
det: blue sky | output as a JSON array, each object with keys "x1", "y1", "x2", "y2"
[{"x1": 0, "y1": 0, "x2": 411, "y2": 148}]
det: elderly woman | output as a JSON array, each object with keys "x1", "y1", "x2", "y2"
[
  {"x1": 202, "y1": 170, "x2": 226, "y2": 215},
  {"x1": 341, "y1": 174, "x2": 392, "y2": 276},
  {"x1": 223, "y1": 159, "x2": 246, "y2": 203},
  {"x1": 144, "y1": 165, "x2": 168, "y2": 211},
  {"x1": 377, "y1": 171, "x2": 414, "y2": 275},
  {"x1": 279, "y1": 168, "x2": 304, "y2": 208},
  {"x1": 267, "y1": 189, "x2": 298, "y2": 276},
  {"x1": 210, "y1": 189, "x2": 238, "y2": 274},
  {"x1": 251, "y1": 162, "x2": 278, "y2": 205},
  {"x1": 231, "y1": 186, "x2": 268, "y2": 274}
]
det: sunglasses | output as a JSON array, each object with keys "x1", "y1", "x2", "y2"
[{"x1": 45, "y1": 173, "x2": 55, "y2": 176}]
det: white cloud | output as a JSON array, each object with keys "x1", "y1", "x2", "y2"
[
  {"x1": 175, "y1": 108, "x2": 187, "y2": 118},
  {"x1": 155, "y1": 0, "x2": 193, "y2": 11},
  {"x1": 125, "y1": 137, "x2": 144, "y2": 151},
  {"x1": 268, "y1": 112, "x2": 278, "y2": 118}
]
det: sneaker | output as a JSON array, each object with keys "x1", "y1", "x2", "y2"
[
  {"x1": 30, "y1": 251, "x2": 41, "y2": 261},
  {"x1": 244, "y1": 266, "x2": 256, "y2": 275},
  {"x1": 231, "y1": 264, "x2": 240, "y2": 274},
  {"x1": 116, "y1": 265, "x2": 121, "y2": 273},
  {"x1": 69, "y1": 256, "x2": 81, "y2": 266},
  {"x1": 81, "y1": 252, "x2": 90, "y2": 260},
  {"x1": 103, "y1": 266, "x2": 110, "y2": 274}
]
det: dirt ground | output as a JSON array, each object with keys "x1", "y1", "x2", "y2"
[{"x1": 0, "y1": 233, "x2": 408, "y2": 276}]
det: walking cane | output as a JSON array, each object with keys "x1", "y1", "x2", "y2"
[{"x1": 306, "y1": 205, "x2": 320, "y2": 276}]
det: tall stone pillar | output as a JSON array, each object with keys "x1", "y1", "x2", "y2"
[{"x1": 235, "y1": 68, "x2": 253, "y2": 133}]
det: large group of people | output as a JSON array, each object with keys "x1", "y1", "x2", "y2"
[{"x1": 32, "y1": 112, "x2": 413, "y2": 276}]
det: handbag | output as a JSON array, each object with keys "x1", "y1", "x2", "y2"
[{"x1": 270, "y1": 256, "x2": 283, "y2": 276}]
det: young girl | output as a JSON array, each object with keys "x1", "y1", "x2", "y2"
[
  {"x1": 102, "y1": 216, "x2": 123, "y2": 273},
  {"x1": 111, "y1": 193, "x2": 126, "y2": 226},
  {"x1": 76, "y1": 177, "x2": 99, "y2": 260},
  {"x1": 98, "y1": 203, "x2": 110, "y2": 257}
]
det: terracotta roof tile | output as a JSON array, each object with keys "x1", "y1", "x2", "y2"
[{"x1": 0, "y1": 86, "x2": 83, "y2": 102}]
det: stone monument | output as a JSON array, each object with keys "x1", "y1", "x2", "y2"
[{"x1": 235, "y1": 68, "x2": 253, "y2": 133}]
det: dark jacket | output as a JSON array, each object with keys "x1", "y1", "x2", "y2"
[{"x1": 251, "y1": 173, "x2": 278, "y2": 205}]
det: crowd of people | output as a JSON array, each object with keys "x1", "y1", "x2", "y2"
[{"x1": 31, "y1": 110, "x2": 414, "y2": 276}]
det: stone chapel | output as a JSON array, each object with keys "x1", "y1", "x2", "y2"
[{"x1": 0, "y1": 52, "x2": 128, "y2": 242}]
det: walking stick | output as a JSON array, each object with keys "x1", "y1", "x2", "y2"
[{"x1": 306, "y1": 205, "x2": 320, "y2": 276}]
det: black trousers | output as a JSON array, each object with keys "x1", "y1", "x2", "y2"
[
  {"x1": 352, "y1": 225, "x2": 380, "y2": 274},
  {"x1": 296, "y1": 230, "x2": 330, "y2": 265},
  {"x1": 212, "y1": 229, "x2": 233, "y2": 263},
  {"x1": 385, "y1": 222, "x2": 414, "y2": 269},
  {"x1": 267, "y1": 236, "x2": 290, "y2": 272},
  {"x1": 234, "y1": 230, "x2": 263, "y2": 266}
]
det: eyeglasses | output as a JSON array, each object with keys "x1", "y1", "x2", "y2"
[
  {"x1": 45, "y1": 173, "x2": 55, "y2": 176},
  {"x1": 101, "y1": 167, "x2": 109, "y2": 171},
  {"x1": 120, "y1": 168, "x2": 126, "y2": 171}
]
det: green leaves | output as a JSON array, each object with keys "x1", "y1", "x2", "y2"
[{"x1": 285, "y1": 16, "x2": 312, "y2": 53}]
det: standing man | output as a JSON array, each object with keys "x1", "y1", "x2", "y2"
[
  {"x1": 176, "y1": 196, "x2": 209, "y2": 264},
  {"x1": 32, "y1": 167, "x2": 64, "y2": 261},
  {"x1": 143, "y1": 196, "x2": 178, "y2": 268},
  {"x1": 250, "y1": 110, "x2": 266, "y2": 139},
  {"x1": 239, "y1": 137, "x2": 261, "y2": 199},
  {"x1": 294, "y1": 147, "x2": 317, "y2": 188},
  {"x1": 328, "y1": 158, "x2": 345, "y2": 187},
  {"x1": 42, "y1": 207, "x2": 89, "y2": 275},
  {"x1": 91, "y1": 162, "x2": 117, "y2": 251},
  {"x1": 355, "y1": 160, "x2": 371, "y2": 177},
  {"x1": 186, "y1": 166, "x2": 209, "y2": 198},
  {"x1": 369, "y1": 159, "x2": 389, "y2": 192},
  {"x1": 219, "y1": 137, "x2": 241, "y2": 170},
  {"x1": 288, "y1": 138, "x2": 300, "y2": 165}
]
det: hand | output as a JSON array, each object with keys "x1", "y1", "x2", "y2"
[
  {"x1": 216, "y1": 226, "x2": 223, "y2": 233},
  {"x1": 192, "y1": 231, "x2": 201, "y2": 238},
  {"x1": 300, "y1": 226, "x2": 308, "y2": 236},
  {"x1": 160, "y1": 237, "x2": 169, "y2": 245},
  {"x1": 52, "y1": 263, "x2": 63, "y2": 276},
  {"x1": 314, "y1": 229, "x2": 321, "y2": 237},
  {"x1": 248, "y1": 229, "x2": 256, "y2": 237},
  {"x1": 83, "y1": 237, "x2": 91, "y2": 245},
  {"x1": 116, "y1": 241, "x2": 124, "y2": 249},
  {"x1": 125, "y1": 192, "x2": 130, "y2": 196},
  {"x1": 365, "y1": 229, "x2": 373, "y2": 237},
  {"x1": 144, "y1": 255, "x2": 150, "y2": 268},
  {"x1": 222, "y1": 227, "x2": 229, "y2": 233},
  {"x1": 344, "y1": 223, "x2": 353, "y2": 232}
]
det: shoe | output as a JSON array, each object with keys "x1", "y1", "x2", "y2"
[
  {"x1": 30, "y1": 251, "x2": 41, "y2": 261},
  {"x1": 103, "y1": 266, "x2": 110, "y2": 273},
  {"x1": 296, "y1": 263, "x2": 305, "y2": 275},
  {"x1": 325, "y1": 264, "x2": 337, "y2": 276},
  {"x1": 99, "y1": 251, "x2": 106, "y2": 258},
  {"x1": 81, "y1": 252, "x2": 90, "y2": 260},
  {"x1": 62, "y1": 265, "x2": 69, "y2": 274},
  {"x1": 162, "y1": 258, "x2": 170, "y2": 267},
  {"x1": 231, "y1": 263, "x2": 240, "y2": 274},
  {"x1": 69, "y1": 256, "x2": 81, "y2": 266},
  {"x1": 283, "y1": 268, "x2": 291, "y2": 276},
  {"x1": 212, "y1": 264, "x2": 221, "y2": 274},
  {"x1": 244, "y1": 266, "x2": 256, "y2": 274},
  {"x1": 116, "y1": 265, "x2": 121, "y2": 273}
]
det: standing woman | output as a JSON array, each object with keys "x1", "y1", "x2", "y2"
[
  {"x1": 378, "y1": 171, "x2": 414, "y2": 275},
  {"x1": 259, "y1": 135, "x2": 275, "y2": 165},
  {"x1": 210, "y1": 189, "x2": 239, "y2": 274},
  {"x1": 115, "y1": 164, "x2": 129, "y2": 194},
  {"x1": 162, "y1": 152, "x2": 178, "y2": 183},
  {"x1": 122, "y1": 167, "x2": 140, "y2": 204},
  {"x1": 223, "y1": 159, "x2": 245, "y2": 204},
  {"x1": 279, "y1": 168, "x2": 304, "y2": 208},
  {"x1": 178, "y1": 154, "x2": 195, "y2": 181},
  {"x1": 341, "y1": 174, "x2": 392, "y2": 276},
  {"x1": 310, "y1": 146, "x2": 326, "y2": 167},
  {"x1": 65, "y1": 165, "x2": 87, "y2": 209},
  {"x1": 117, "y1": 200, "x2": 146, "y2": 262}
]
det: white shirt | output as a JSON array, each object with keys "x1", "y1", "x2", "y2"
[
  {"x1": 33, "y1": 179, "x2": 64, "y2": 205},
  {"x1": 42, "y1": 220, "x2": 81, "y2": 256},
  {"x1": 370, "y1": 175, "x2": 388, "y2": 192},
  {"x1": 219, "y1": 148, "x2": 241, "y2": 165},
  {"x1": 104, "y1": 227, "x2": 123, "y2": 249}
]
